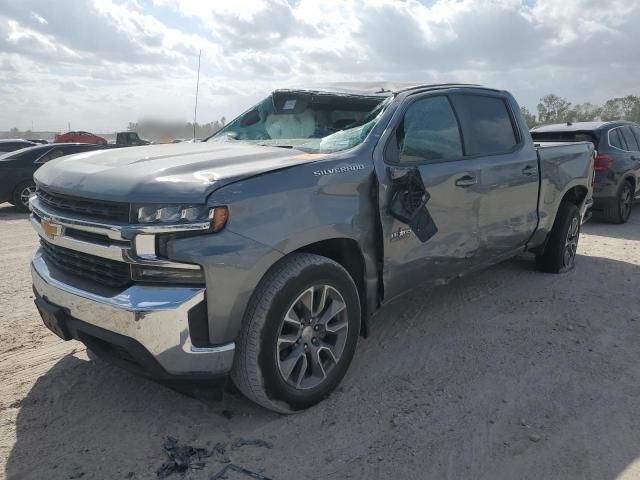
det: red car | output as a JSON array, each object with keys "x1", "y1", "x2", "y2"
[{"x1": 54, "y1": 131, "x2": 107, "y2": 145}]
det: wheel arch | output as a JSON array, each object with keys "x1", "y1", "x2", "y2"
[
  {"x1": 622, "y1": 174, "x2": 636, "y2": 192},
  {"x1": 560, "y1": 184, "x2": 589, "y2": 207},
  {"x1": 528, "y1": 184, "x2": 589, "y2": 255},
  {"x1": 293, "y1": 238, "x2": 371, "y2": 337}
]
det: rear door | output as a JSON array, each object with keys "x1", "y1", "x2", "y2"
[
  {"x1": 630, "y1": 126, "x2": 640, "y2": 198},
  {"x1": 375, "y1": 93, "x2": 483, "y2": 300},
  {"x1": 618, "y1": 126, "x2": 640, "y2": 195},
  {"x1": 450, "y1": 93, "x2": 539, "y2": 259}
]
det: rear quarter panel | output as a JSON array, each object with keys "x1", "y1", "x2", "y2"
[{"x1": 528, "y1": 142, "x2": 594, "y2": 248}]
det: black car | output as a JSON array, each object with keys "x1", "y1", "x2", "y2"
[
  {"x1": 0, "y1": 143, "x2": 107, "y2": 211},
  {"x1": 531, "y1": 121, "x2": 640, "y2": 223},
  {"x1": 0, "y1": 139, "x2": 36, "y2": 153}
]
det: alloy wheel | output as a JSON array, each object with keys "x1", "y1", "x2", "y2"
[
  {"x1": 564, "y1": 215, "x2": 580, "y2": 268},
  {"x1": 20, "y1": 185, "x2": 36, "y2": 209},
  {"x1": 620, "y1": 183, "x2": 633, "y2": 221},
  {"x1": 276, "y1": 284, "x2": 349, "y2": 390}
]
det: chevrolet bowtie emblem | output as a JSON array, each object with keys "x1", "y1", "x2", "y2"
[{"x1": 41, "y1": 219, "x2": 61, "y2": 240}]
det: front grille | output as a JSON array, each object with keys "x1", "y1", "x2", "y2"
[
  {"x1": 40, "y1": 240, "x2": 131, "y2": 288},
  {"x1": 37, "y1": 189, "x2": 130, "y2": 223}
]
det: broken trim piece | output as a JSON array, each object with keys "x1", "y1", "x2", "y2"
[{"x1": 387, "y1": 166, "x2": 438, "y2": 242}]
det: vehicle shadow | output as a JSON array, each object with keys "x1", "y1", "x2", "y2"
[
  {"x1": 4, "y1": 354, "x2": 274, "y2": 479},
  {"x1": 6, "y1": 253, "x2": 640, "y2": 479}
]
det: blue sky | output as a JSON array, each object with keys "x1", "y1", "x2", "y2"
[{"x1": 0, "y1": 0, "x2": 639, "y2": 132}]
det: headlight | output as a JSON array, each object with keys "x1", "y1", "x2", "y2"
[
  {"x1": 135, "y1": 204, "x2": 229, "y2": 232},
  {"x1": 136, "y1": 204, "x2": 210, "y2": 223}
]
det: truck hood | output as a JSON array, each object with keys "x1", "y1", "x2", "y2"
[{"x1": 34, "y1": 142, "x2": 323, "y2": 203}]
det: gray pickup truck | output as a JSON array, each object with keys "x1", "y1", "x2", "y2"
[{"x1": 29, "y1": 84, "x2": 594, "y2": 413}]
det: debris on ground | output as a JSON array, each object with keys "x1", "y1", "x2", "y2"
[
  {"x1": 157, "y1": 436, "x2": 212, "y2": 478},
  {"x1": 212, "y1": 442, "x2": 232, "y2": 464},
  {"x1": 231, "y1": 439, "x2": 273, "y2": 450},
  {"x1": 528, "y1": 433, "x2": 542, "y2": 442},
  {"x1": 210, "y1": 464, "x2": 272, "y2": 479}
]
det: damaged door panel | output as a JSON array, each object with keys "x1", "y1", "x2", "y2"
[
  {"x1": 375, "y1": 93, "x2": 483, "y2": 301},
  {"x1": 387, "y1": 166, "x2": 438, "y2": 242}
]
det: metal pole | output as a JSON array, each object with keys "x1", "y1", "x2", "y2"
[{"x1": 193, "y1": 49, "x2": 201, "y2": 141}]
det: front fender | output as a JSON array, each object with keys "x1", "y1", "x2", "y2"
[{"x1": 168, "y1": 230, "x2": 283, "y2": 344}]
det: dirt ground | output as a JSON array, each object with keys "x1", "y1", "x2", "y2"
[{"x1": 2, "y1": 202, "x2": 640, "y2": 480}]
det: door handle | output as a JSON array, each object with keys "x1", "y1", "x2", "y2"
[
  {"x1": 522, "y1": 165, "x2": 538, "y2": 176},
  {"x1": 455, "y1": 175, "x2": 478, "y2": 187}
]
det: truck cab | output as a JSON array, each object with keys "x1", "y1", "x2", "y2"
[{"x1": 29, "y1": 84, "x2": 594, "y2": 413}]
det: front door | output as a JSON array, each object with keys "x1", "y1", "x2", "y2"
[{"x1": 374, "y1": 94, "x2": 483, "y2": 301}]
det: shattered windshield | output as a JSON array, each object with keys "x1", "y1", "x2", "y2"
[{"x1": 208, "y1": 91, "x2": 392, "y2": 153}]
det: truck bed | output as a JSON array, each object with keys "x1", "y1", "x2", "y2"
[{"x1": 530, "y1": 140, "x2": 595, "y2": 246}]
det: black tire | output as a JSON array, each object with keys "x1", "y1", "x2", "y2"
[
  {"x1": 536, "y1": 201, "x2": 581, "y2": 274},
  {"x1": 602, "y1": 180, "x2": 634, "y2": 224},
  {"x1": 12, "y1": 180, "x2": 36, "y2": 212},
  {"x1": 231, "y1": 253, "x2": 361, "y2": 413}
]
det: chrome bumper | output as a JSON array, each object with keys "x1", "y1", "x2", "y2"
[{"x1": 31, "y1": 250, "x2": 235, "y2": 377}]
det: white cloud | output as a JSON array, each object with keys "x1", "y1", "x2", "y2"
[{"x1": 0, "y1": 0, "x2": 639, "y2": 132}]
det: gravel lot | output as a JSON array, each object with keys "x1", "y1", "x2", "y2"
[{"x1": 2, "y1": 202, "x2": 640, "y2": 480}]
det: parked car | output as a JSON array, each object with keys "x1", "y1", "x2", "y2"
[
  {"x1": 30, "y1": 84, "x2": 594, "y2": 412},
  {"x1": 0, "y1": 143, "x2": 107, "y2": 211},
  {"x1": 531, "y1": 121, "x2": 640, "y2": 223},
  {"x1": 115, "y1": 131, "x2": 149, "y2": 146},
  {"x1": 0, "y1": 139, "x2": 36, "y2": 153},
  {"x1": 54, "y1": 131, "x2": 107, "y2": 145}
]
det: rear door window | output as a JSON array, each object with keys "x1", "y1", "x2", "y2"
[
  {"x1": 632, "y1": 126, "x2": 640, "y2": 147},
  {"x1": 456, "y1": 95, "x2": 518, "y2": 155},
  {"x1": 395, "y1": 96, "x2": 464, "y2": 164},
  {"x1": 620, "y1": 126, "x2": 640, "y2": 151},
  {"x1": 36, "y1": 147, "x2": 65, "y2": 163},
  {"x1": 609, "y1": 128, "x2": 626, "y2": 150}
]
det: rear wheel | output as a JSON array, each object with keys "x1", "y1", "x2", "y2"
[
  {"x1": 536, "y1": 201, "x2": 581, "y2": 274},
  {"x1": 602, "y1": 180, "x2": 633, "y2": 224},
  {"x1": 12, "y1": 181, "x2": 36, "y2": 212},
  {"x1": 231, "y1": 253, "x2": 360, "y2": 413}
]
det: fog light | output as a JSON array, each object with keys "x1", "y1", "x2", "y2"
[{"x1": 132, "y1": 265, "x2": 205, "y2": 284}]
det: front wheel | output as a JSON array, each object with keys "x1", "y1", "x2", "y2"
[
  {"x1": 231, "y1": 253, "x2": 361, "y2": 413},
  {"x1": 536, "y1": 201, "x2": 581, "y2": 274}
]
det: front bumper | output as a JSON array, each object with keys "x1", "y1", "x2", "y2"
[{"x1": 31, "y1": 250, "x2": 235, "y2": 380}]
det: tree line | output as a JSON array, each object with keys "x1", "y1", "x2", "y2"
[{"x1": 521, "y1": 94, "x2": 640, "y2": 129}]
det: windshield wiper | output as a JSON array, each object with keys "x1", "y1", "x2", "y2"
[{"x1": 255, "y1": 143, "x2": 294, "y2": 149}]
